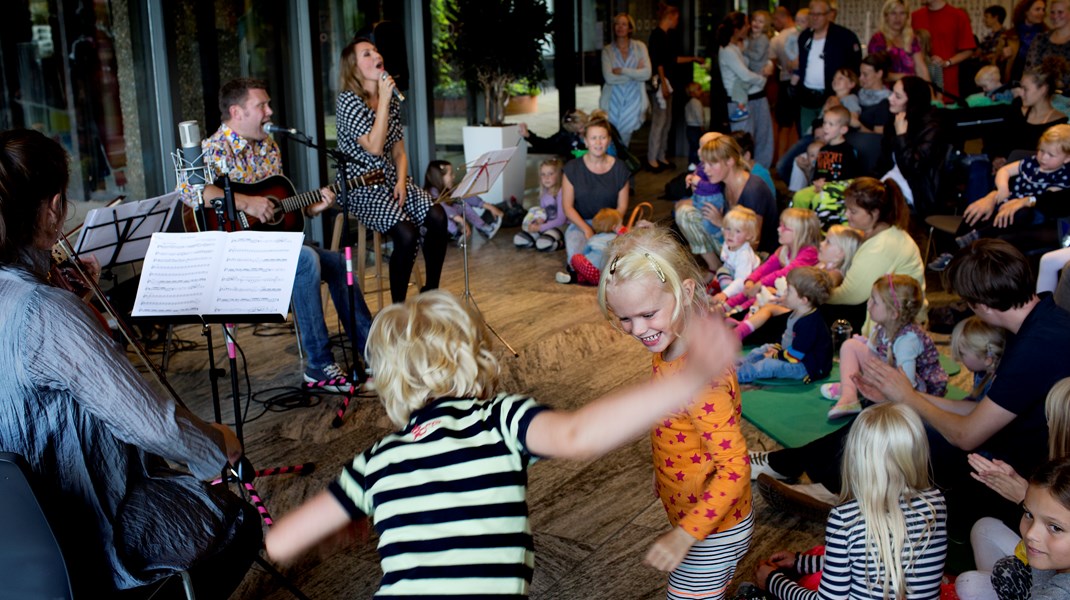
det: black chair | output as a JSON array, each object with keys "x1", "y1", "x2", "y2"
[
  {"x1": 0, "y1": 452, "x2": 74, "y2": 600},
  {"x1": 845, "y1": 131, "x2": 883, "y2": 177}
]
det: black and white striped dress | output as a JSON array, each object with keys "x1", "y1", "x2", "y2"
[
  {"x1": 767, "y1": 487, "x2": 947, "y2": 600},
  {"x1": 335, "y1": 90, "x2": 434, "y2": 233}
]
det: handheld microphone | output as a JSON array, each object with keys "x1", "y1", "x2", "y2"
[
  {"x1": 263, "y1": 122, "x2": 299, "y2": 136},
  {"x1": 177, "y1": 120, "x2": 206, "y2": 188},
  {"x1": 381, "y1": 72, "x2": 405, "y2": 102}
]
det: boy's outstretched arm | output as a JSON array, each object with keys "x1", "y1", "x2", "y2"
[
  {"x1": 525, "y1": 313, "x2": 739, "y2": 460},
  {"x1": 266, "y1": 490, "x2": 354, "y2": 565}
]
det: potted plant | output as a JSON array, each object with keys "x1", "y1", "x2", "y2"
[
  {"x1": 448, "y1": 0, "x2": 553, "y2": 127},
  {"x1": 504, "y1": 80, "x2": 541, "y2": 116},
  {"x1": 447, "y1": 0, "x2": 552, "y2": 205}
]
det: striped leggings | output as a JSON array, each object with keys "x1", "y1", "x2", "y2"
[{"x1": 667, "y1": 511, "x2": 754, "y2": 600}]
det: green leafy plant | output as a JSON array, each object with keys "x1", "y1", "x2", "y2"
[{"x1": 447, "y1": 0, "x2": 553, "y2": 125}]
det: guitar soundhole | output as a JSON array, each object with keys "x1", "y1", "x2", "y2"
[{"x1": 266, "y1": 197, "x2": 283, "y2": 225}]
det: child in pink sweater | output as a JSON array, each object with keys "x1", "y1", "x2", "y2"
[{"x1": 722, "y1": 207, "x2": 822, "y2": 315}]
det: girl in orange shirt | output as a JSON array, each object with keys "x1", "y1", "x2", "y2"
[{"x1": 599, "y1": 226, "x2": 753, "y2": 600}]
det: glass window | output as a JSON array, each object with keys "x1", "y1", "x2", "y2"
[{"x1": 0, "y1": 0, "x2": 129, "y2": 202}]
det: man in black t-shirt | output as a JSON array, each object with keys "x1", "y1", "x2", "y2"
[{"x1": 856, "y1": 239, "x2": 1070, "y2": 535}]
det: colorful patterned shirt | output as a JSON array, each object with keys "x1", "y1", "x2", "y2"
[
  {"x1": 651, "y1": 353, "x2": 752, "y2": 540},
  {"x1": 177, "y1": 123, "x2": 282, "y2": 207}
]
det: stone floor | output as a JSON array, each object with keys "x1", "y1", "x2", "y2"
[{"x1": 131, "y1": 133, "x2": 970, "y2": 599}]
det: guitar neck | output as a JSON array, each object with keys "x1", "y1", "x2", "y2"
[{"x1": 277, "y1": 174, "x2": 371, "y2": 214}]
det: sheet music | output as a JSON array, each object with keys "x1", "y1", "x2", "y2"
[
  {"x1": 74, "y1": 192, "x2": 179, "y2": 267},
  {"x1": 454, "y1": 147, "x2": 517, "y2": 198},
  {"x1": 132, "y1": 231, "x2": 303, "y2": 318}
]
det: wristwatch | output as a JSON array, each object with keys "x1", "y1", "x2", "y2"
[
  {"x1": 943, "y1": 59, "x2": 953, "y2": 68},
  {"x1": 1028, "y1": 195, "x2": 1037, "y2": 207}
]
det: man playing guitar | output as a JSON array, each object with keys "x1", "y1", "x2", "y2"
[{"x1": 178, "y1": 77, "x2": 370, "y2": 391}]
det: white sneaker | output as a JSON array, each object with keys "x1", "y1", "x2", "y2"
[
  {"x1": 480, "y1": 214, "x2": 503, "y2": 239},
  {"x1": 749, "y1": 451, "x2": 788, "y2": 481},
  {"x1": 555, "y1": 271, "x2": 574, "y2": 284}
]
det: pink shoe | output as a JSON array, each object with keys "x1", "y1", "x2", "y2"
[
  {"x1": 819, "y1": 382, "x2": 841, "y2": 401},
  {"x1": 827, "y1": 402, "x2": 862, "y2": 420}
]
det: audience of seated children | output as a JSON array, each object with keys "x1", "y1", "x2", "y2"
[
  {"x1": 956, "y1": 124, "x2": 1070, "y2": 250},
  {"x1": 816, "y1": 224, "x2": 864, "y2": 287},
  {"x1": 967, "y1": 65, "x2": 1015, "y2": 107},
  {"x1": 515, "y1": 158, "x2": 567, "y2": 251},
  {"x1": 264, "y1": 289, "x2": 741, "y2": 596},
  {"x1": 793, "y1": 106, "x2": 861, "y2": 220},
  {"x1": 735, "y1": 267, "x2": 834, "y2": 384},
  {"x1": 823, "y1": 274, "x2": 948, "y2": 419},
  {"x1": 598, "y1": 226, "x2": 752, "y2": 600},
  {"x1": 424, "y1": 160, "x2": 505, "y2": 240},
  {"x1": 956, "y1": 379, "x2": 1070, "y2": 600},
  {"x1": 684, "y1": 82, "x2": 706, "y2": 166},
  {"x1": 755, "y1": 403, "x2": 947, "y2": 600},
  {"x1": 711, "y1": 206, "x2": 761, "y2": 301},
  {"x1": 722, "y1": 207, "x2": 822, "y2": 315},
  {"x1": 733, "y1": 225, "x2": 863, "y2": 341},
  {"x1": 561, "y1": 208, "x2": 624, "y2": 286},
  {"x1": 731, "y1": 130, "x2": 776, "y2": 195}
]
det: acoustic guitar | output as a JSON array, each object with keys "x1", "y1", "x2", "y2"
[{"x1": 182, "y1": 170, "x2": 385, "y2": 232}]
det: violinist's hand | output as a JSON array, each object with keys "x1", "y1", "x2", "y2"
[
  {"x1": 79, "y1": 254, "x2": 101, "y2": 285},
  {"x1": 211, "y1": 423, "x2": 244, "y2": 466}
]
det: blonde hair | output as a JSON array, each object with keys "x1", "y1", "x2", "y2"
[
  {"x1": 840, "y1": 403, "x2": 937, "y2": 600},
  {"x1": 339, "y1": 38, "x2": 375, "y2": 105},
  {"x1": 824, "y1": 225, "x2": 864, "y2": 273},
  {"x1": 824, "y1": 105, "x2": 851, "y2": 128},
  {"x1": 613, "y1": 12, "x2": 636, "y2": 37},
  {"x1": 698, "y1": 135, "x2": 748, "y2": 172},
  {"x1": 751, "y1": 9, "x2": 772, "y2": 37},
  {"x1": 1039, "y1": 124, "x2": 1070, "y2": 155},
  {"x1": 1046, "y1": 378, "x2": 1070, "y2": 459},
  {"x1": 540, "y1": 157, "x2": 564, "y2": 197},
  {"x1": 592, "y1": 208, "x2": 623, "y2": 234},
  {"x1": 779, "y1": 207, "x2": 822, "y2": 261},
  {"x1": 584, "y1": 111, "x2": 612, "y2": 138},
  {"x1": 880, "y1": 0, "x2": 916, "y2": 50},
  {"x1": 950, "y1": 316, "x2": 1005, "y2": 399},
  {"x1": 723, "y1": 206, "x2": 760, "y2": 245},
  {"x1": 598, "y1": 226, "x2": 708, "y2": 337},
  {"x1": 871, "y1": 274, "x2": 923, "y2": 344},
  {"x1": 975, "y1": 65, "x2": 1002, "y2": 88},
  {"x1": 366, "y1": 291, "x2": 500, "y2": 428}
]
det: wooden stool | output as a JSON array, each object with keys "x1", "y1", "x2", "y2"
[{"x1": 333, "y1": 215, "x2": 419, "y2": 312}]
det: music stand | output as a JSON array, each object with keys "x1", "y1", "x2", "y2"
[{"x1": 452, "y1": 148, "x2": 519, "y2": 357}]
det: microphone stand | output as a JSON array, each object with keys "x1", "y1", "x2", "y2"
[{"x1": 274, "y1": 129, "x2": 370, "y2": 428}]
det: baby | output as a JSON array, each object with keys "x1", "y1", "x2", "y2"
[{"x1": 966, "y1": 65, "x2": 1014, "y2": 107}]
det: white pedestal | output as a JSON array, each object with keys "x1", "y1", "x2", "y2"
[{"x1": 462, "y1": 125, "x2": 527, "y2": 206}]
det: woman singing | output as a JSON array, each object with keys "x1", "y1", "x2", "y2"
[
  {"x1": 336, "y1": 37, "x2": 449, "y2": 303},
  {"x1": 0, "y1": 129, "x2": 261, "y2": 597}
]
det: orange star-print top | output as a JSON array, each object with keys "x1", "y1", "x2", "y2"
[{"x1": 651, "y1": 352, "x2": 752, "y2": 540}]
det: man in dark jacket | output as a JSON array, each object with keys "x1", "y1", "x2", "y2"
[{"x1": 793, "y1": 0, "x2": 861, "y2": 134}]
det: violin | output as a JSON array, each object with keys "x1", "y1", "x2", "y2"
[{"x1": 51, "y1": 231, "x2": 109, "y2": 331}]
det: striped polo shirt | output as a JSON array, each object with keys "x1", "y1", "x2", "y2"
[{"x1": 329, "y1": 393, "x2": 548, "y2": 598}]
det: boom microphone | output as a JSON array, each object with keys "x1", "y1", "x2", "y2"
[
  {"x1": 177, "y1": 121, "x2": 206, "y2": 188},
  {"x1": 263, "y1": 122, "x2": 299, "y2": 136},
  {"x1": 381, "y1": 72, "x2": 405, "y2": 102}
]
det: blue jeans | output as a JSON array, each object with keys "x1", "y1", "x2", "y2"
[
  {"x1": 565, "y1": 219, "x2": 593, "y2": 262},
  {"x1": 293, "y1": 245, "x2": 372, "y2": 370},
  {"x1": 736, "y1": 345, "x2": 809, "y2": 383}
]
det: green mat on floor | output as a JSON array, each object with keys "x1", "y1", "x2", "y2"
[{"x1": 741, "y1": 355, "x2": 965, "y2": 448}]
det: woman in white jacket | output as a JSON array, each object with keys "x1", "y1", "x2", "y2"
[{"x1": 600, "y1": 13, "x2": 651, "y2": 148}]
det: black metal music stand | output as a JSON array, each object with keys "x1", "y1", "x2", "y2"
[{"x1": 452, "y1": 148, "x2": 520, "y2": 357}]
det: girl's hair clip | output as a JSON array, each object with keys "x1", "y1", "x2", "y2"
[{"x1": 608, "y1": 252, "x2": 667, "y2": 283}]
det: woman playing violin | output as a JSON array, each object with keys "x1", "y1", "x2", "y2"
[{"x1": 0, "y1": 129, "x2": 261, "y2": 598}]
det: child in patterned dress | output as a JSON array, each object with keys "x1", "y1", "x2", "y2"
[{"x1": 823, "y1": 274, "x2": 948, "y2": 419}]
